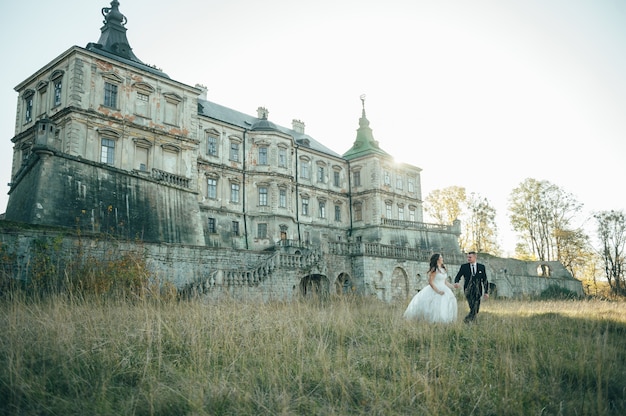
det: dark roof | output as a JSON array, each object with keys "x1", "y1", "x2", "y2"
[
  {"x1": 198, "y1": 99, "x2": 342, "y2": 158},
  {"x1": 86, "y1": 1, "x2": 169, "y2": 78},
  {"x1": 85, "y1": 43, "x2": 170, "y2": 78}
]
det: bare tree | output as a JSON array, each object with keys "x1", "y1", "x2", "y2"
[
  {"x1": 594, "y1": 210, "x2": 626, "y2": 296},
  {"x1": 509, "y1": 178, "x2": 582, "y2": 266}
]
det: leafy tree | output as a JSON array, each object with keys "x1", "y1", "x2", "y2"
[
  {"x1": 509, "y1": 179, "x2": 582, "y2": 267},
  {"x1": 555, "y1": 227, "x2": 594, "y2": 280},
  {"x1": 425, "y1": 187, "x2": 499, "y2": 254},
  {"x1": 424, "y1": 186, "x2": 466, "y2": 225},
  {"x1": 594, "y1": 210, "x2": 626, "y2": 296}
]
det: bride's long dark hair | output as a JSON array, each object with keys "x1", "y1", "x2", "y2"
[{"x1": 429, "y1": 253, "x2": 446, "y2": 273}]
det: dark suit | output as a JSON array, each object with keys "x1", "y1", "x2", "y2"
[{"x1": 454, "y1": 262, "x2": 488, "y2": 322}]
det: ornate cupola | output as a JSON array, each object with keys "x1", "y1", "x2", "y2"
[
  {"x1": 343, "y1": 94, "x2": 390, "y2": 160},
  {"x1": 90, "y1": 1, "x2": 142, "y2": 63}
]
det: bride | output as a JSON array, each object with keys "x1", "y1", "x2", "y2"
[{"x1": 403, "y1": 253, "x2": 459, "y2": 323}]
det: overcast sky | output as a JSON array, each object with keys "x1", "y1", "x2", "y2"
[{"x1": 1, "y1": 0, "x2": 625, "y2": 255}]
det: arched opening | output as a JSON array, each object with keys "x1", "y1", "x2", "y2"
[
  {"x1": 335, "y1": 272, "x2": 353, "y2": 295},
  {"x1": 390, "y1": 267, "x2": 409, "y2": 301},
  {"x1": 537, "y1": 264, "x2": 551, "y2": 277},
  {"x1": 300, "y1": 274, "x2": 330, "y2": 298}
]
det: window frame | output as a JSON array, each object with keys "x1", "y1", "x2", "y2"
[
  {"x1": 104, "y1": 81, "x2": 119, "y2": 108},
  {"x1": 258, "y1": 146, "x2": 268, "y2": 165},
  {"x1": 208, "y1": 217, "x2": 217, "y2": 233},
  {"x1": 258, "y1": 186, "x2": 268, "y2": 206},
  {"x1": 207, "y1": 177, "x2": 217, "y2": 199},
  {"x1": 230, "y1": 182, "x2": 240, "y2": 203}
]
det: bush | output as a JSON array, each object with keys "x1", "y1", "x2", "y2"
[{"x1": 538, "y1": 284, "x2": 581, "y2": 300}]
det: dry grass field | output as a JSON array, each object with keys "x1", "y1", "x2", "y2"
[{"x1": 1, "y1": 294, "x2": 625, "y2": 415}]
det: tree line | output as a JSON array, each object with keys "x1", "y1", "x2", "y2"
[{"x1": 424, "y1": 178, "x2": 626, "y2": 297}]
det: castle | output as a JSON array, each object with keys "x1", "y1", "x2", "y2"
[{"x1": 3, "y1": 1, "x2": 582, "y2": 300}]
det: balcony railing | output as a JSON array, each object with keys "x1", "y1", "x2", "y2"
[
  {"x1": 380, "y1": 218, "x2": 458, "y2": 232},
  {"x1": 152, "y1": 168, "x2": 190, "y2": 188}
]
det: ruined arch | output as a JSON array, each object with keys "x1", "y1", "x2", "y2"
[
  {"x1": 299, "y1": 274, "x2": 329, "y2": 298},
  {"x1": 537, "y1": 264, "x2": 551, "y2": 277},
  {"x1": 390, "y1": 266, "x2": 409, "y2": 301},
  {"x1": 335, "y1": 272, "x2": 353, "y2": 295}
]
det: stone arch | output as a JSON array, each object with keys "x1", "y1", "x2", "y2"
[
  {"x1": 373, "y1": 271, "x2": 385, "y2": 301},
  {"x1": 390, "y1": 266, "x2": 409, "y2": 301},
  {"x1": 299, "y1": 274, "x2": 329, "y2": 298},
  {"x1": 335, "y1": 272, "x2": 353, "y2": 295}
]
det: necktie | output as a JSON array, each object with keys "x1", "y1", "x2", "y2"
[{"x1": 471, "y1": 264, "x2": 476, "y2": 276}]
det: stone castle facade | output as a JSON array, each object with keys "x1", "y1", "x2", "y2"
[{"x1": 2, "y1": 1, "x2": 582, "y2": 299}]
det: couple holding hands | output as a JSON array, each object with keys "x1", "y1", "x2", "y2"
[{"x1": 403, "y1": 252, "x2": 489, "y2": 324}]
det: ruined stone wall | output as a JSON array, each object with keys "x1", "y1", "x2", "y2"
[
  {"x1": 0, "y1": 222, "x2": 584, "y2": 301},
  {"x1": 6, "y1": 153, "x2": 204, "y2": 246}
]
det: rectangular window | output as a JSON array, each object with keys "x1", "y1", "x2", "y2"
[
  {"x1": 396, "y1": 177, "x2": 403, "y2": 190},
  {"x1": 207, "y1": 178, "x2": 217, "y2": 199},
  {"x1": 208, "y1": 217, "x2": 216, "y2": 233},
  {"x1": 207, "y1": 136, "x2": 218, "y2": 156},
  {"x1": 25, "y1": 96, "x2": 33, "y2": 123},
  {"x1": 354, "y1": 203, "x2": 362, "y2": 221},
  {"x1": 399, "y1": 207, "x2": 404, "y2": 221},
  {"x1": 259, "y1": 186, "x2": 268, "y2": 206},
  {"x1": 317, "y1": 167, "x2": 325, "y2": 183},
  {"x1": 279, "y1": 189, "x2": 286, "y2": 208},
  {"x1": 230, "y1": 142, "x2": 239, "y2": 162},
  {"x1": 136, "y1": 146, "x2": 148, "y2": 171},
  {"x1": 259, "y1": 147, "x2": 268, "y2": 165},
  {"x1": 231, "y1": 183, "x2": 240, "y2": 203},
  {"x1": 408, "y1": 178, "x2": 415, "y2": 193},
  {"x1": 353, "y1": 171, "x2": 361, "y2": 187},
  {"x1": 334, "y1": 205, "x2": 341, "y2": 221},
  {"x1": 136, "y1": 92, "x2": 149, "y2": 116},
  {"x1": 164, "y1": 100, "x2": 178, "y2": 125},
  {"x1": 333, "y1": 171, "x2": 340, "y2": 187},
  {"x1": 101, "y1": 138, "x2": 115, "y2": 164},
  {"x1": 301, "y1": 161, "x2": 309, "y2": 179},
  {"x1": 319, "y1": 201, "x2": 326, "y2": 218},
  {"x1": 384, "y1": 170, "x2": 391, "y2": 185},
  {"x1": 278, "y1": 148, "x2": 287, "y2": 167},
  {"x1": 302, "y1": 198, "x2": 309, "y2": 216},
  {"x1": 104, "y1": 82, "x2": 118, "y2": 108},
  {"x1": 410, "y1": 209, "x2": 416, "y2": 222},
  {"x1": 386, "y1": 204, "x2": 392, "y2": 218},
  {"x1": 257, "y1": 223, "x2": 267, "y2": 239},
  {"x1": 53, "y1": 80, "x2": 62, "y2": 106},
  {"x1": 232, "y1": 221, "x2": 239, "y2": 236}
]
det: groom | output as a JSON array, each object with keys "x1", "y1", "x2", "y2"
[{"x1": 454, "y1": 251, "x2": 489, "y2": 323}]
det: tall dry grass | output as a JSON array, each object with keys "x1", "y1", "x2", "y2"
[{"x1": 1, "y1": 294, "x2": 625, "y2": 415}]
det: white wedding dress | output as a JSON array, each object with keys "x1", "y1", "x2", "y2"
[{"x1": 403, "y1": 269, "x2": 458, "y2": 323}]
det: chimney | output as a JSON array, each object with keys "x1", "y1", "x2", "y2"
[
  {"x1": 292, "y1": 119, "x2": 305, "y2": 134},
  {"x1": 257, "y1": 107, "x2": 269, "y2": 119}
]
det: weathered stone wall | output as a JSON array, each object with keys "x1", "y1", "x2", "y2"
[
  {"x1": 6, "y1": 152, "x2": 205, "y2": 246},
  {"x1": 0, "y1": 222, "x2": 584, "y2": 301}
]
